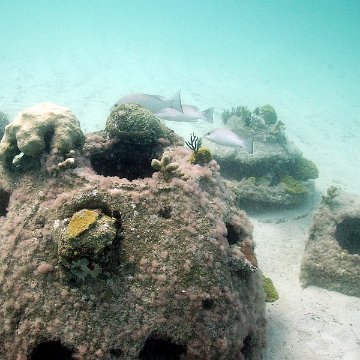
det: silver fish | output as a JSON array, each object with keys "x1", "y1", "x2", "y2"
[
  {"x1": 204, "y1": 128, "x2": 254, "y2": 154},
  {"x1": 112, "y1": 91, "x2": 183, "y2": 113},
  {"x1": 155, "y1": 105, "x2": 214, "y2": 123}
]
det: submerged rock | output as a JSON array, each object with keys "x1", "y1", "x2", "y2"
[
  {"x1": 106, "y1": 103, "x2": 177, "y2": 145},
  {"x1": 0, "y1": 104, "x2": 266, "y2": 360},
  {"x1": 204, "y1": 108, "x2": 318, "y2": 210},
  {"x1": 300, "y1": 192, "x2": 360, "y2": 297}
]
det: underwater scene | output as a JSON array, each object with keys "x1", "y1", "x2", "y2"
[{"x1": 0, "y1": 1, "x2": 359, "y2": 359}]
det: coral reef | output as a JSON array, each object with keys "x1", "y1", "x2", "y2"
[
  {"x1": 0, "y1": 103, "x2": 84, "y2": 171},
  {"x1": 0, "y1": 104, "x2": 266, "y2": 360},
  {"x1": 204, "y1": 105, "x2": 318, "y2": 210},
  {"x1": 300, "y1": 192, "x2": 360, "y2": 297}
]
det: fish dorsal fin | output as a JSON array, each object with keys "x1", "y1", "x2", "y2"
[
  {"x1": 168, "y1": 90, "x2": 183, "y2": 112},
  {"x1": 201, "y1": 107, "x2": 214, "y2": 123},
  {"x1": 241, "y1": 137, "x2": 254, "y2": 154}
]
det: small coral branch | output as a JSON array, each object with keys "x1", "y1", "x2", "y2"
[
  {"x1": 151, "y1": 153, "x2": 180, "y2": 182},
  {"x1": 321, "y1": 186, "x2": 340, "y2": 206},
  {"x1": 185, "y1": 132, "x2": 202, "y2": 154}
]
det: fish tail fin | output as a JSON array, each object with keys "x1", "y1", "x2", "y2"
[
  {"x1": 201, "y1": 107, "x2": 214, "y2": 123},
  {"x1": 169, "y1": 90, "x2": 183, "y2": 112},
  {"x1": 242, "y1": 137, "x2": 254, "y2": 154}
]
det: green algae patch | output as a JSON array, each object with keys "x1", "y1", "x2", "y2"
[
  {"x1": 66, "y1": 209, "x2": 100, "y2": 239},
  {"x1": 293, "y1": 157, "x2": 319, "y2": 181},
  {"x1": 281, "y1": 176, "x2": 308, "y2": 195},
  {"x1": 263, "y1": 276, "x2": 279, "y2": 302}
]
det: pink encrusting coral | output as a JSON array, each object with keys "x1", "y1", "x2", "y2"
[{"x1": 0, "y1": 105, "x2": 266, "y2": 360}]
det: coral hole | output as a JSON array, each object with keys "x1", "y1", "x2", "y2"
[
  {"x1": 240, "y1": 334, "x2": 253, "y2": 360},
  {"x1": 139, "y1": 335, "x2": 186, "y2": 360},
  {"x1": 29, "y1": 340, "x2": 73, "y2": 360},
  {"x1": 0, "y1": 188, "x2": 10, "y2": 216},
  {"x1": 109, "y1": 348, "x2": 123, "y2": 358},
  {"x1": 202, "y1": 298, "x2": 215, "y2": 310},
  {"x1": 89, "y1": 142, "x2": 156, "y2": 180},
  {"x1": 158, "y1": 206, "x2": 172, "y2": 219},
  {"x1": 335, "y1": 217, "x2": 360, "y2": 255},
  {"x1": 226, "y1": 223, "x2": 240, "y2": 245}
]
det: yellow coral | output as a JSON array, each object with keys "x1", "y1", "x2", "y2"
[
  {"x1": 189, "y1": 147, "x2": 212, "y2": 165},
  {"x1": 66, "y1": 209, "x2": 100, "y2": 239}
]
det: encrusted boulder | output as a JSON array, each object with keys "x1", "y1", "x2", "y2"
[
  {"x1": 106, "y1": 103, "x2": 176, "y2": 144},
  {"x1": 0, "y1": 103, "x2": 84, "y2": 170},
  {"x1": 300, "y1": 192, "x2": 360, "y2": 297},
  {"x1": 56, "y1": 209, "x2": 119, "y2": 281},
  {"x1": 0, "y1": 106, "x2": 267, "y2": 360}
]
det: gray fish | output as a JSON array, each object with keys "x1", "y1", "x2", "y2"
[
  {"x1": 112, "y1": 91, "x2": 183, "y2": 113},
  {"x1": 204, "y1": 128, "x2": 254, "y2": 154},
  {"x1": 155, "y1": 105, "x2": 214, "y2": 123}
]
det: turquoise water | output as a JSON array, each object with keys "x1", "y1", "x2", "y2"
[
  {"x1": 1, "y1": 0, "x2": 359, "y2": 127},
  {"x1": 2, "y1": 0, "x2": 360, "y2": 191}
]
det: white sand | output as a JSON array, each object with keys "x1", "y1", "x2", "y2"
[
  {"x1": 253, "y1": 206, "x2": 360, "y2": 360},
  {"x1": 1, "y1": 41, "x2": 360, "y2": 359}
]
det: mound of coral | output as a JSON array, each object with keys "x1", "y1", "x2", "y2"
[
  {"x1": 204, "y1": 105, "x2": 318, "y2": 210},
  {"x1": 0, "y1": 103, "x2": 266, "y2": 359}
]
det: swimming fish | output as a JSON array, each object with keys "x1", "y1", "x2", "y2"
[
  {"x1": 204, "y1": 128, "x2": 254, "y2": 154},
  {"x1": 112, "y1": 91, "x2": 183, "y2": 113},
  {"x1": 155, "y1": 105, "x2": 214, "y2": 123}
]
